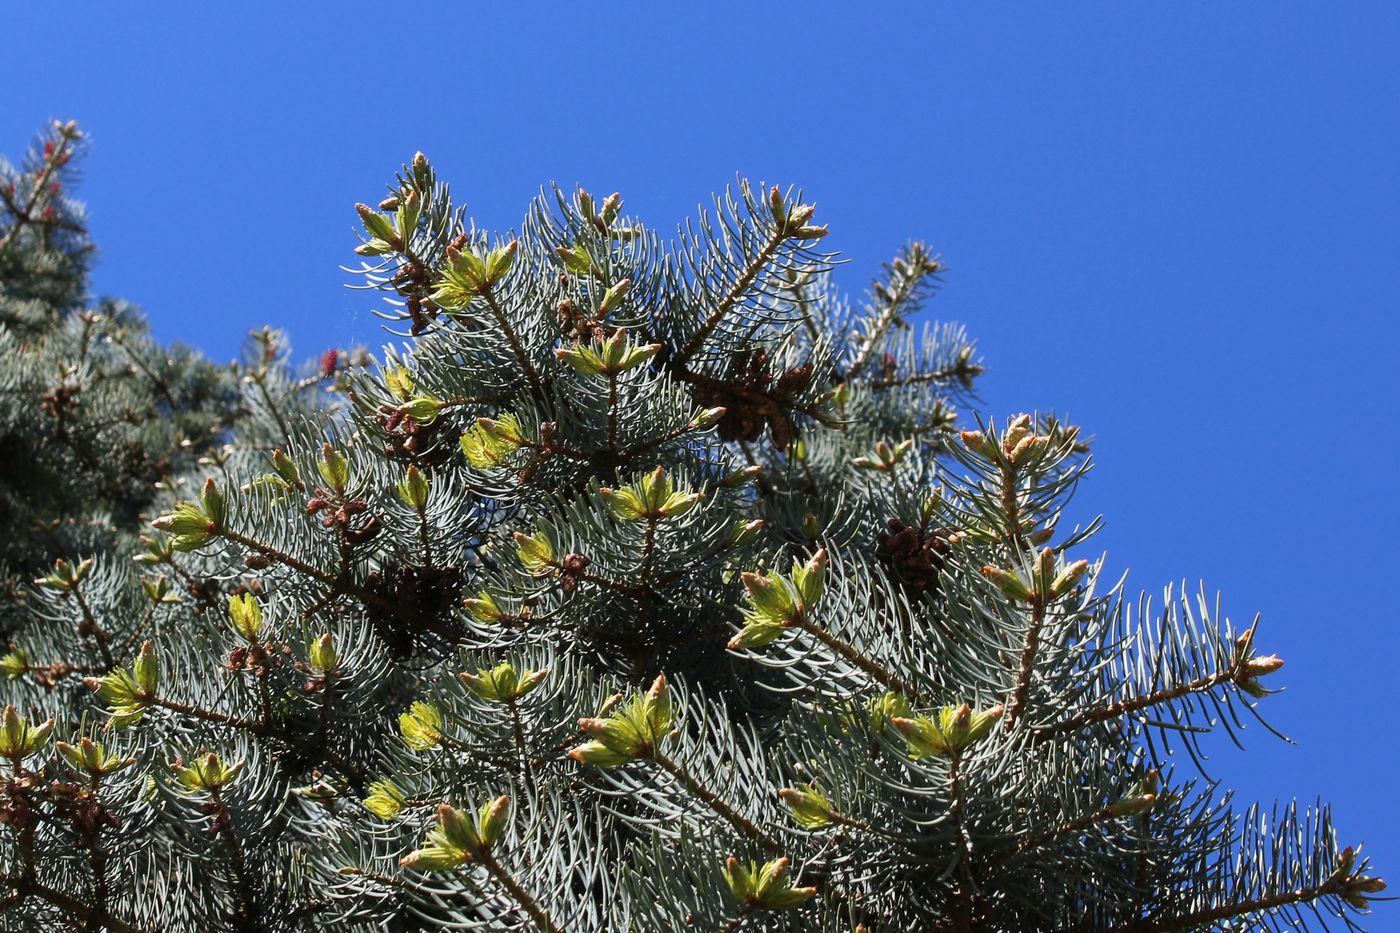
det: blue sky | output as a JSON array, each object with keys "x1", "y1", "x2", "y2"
[{"x1": 6, "y1": 2, "x2": 1398, "y2": 876}]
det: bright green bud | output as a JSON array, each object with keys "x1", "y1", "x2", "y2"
[
  {"x1": 399, "y1": 701, "x2": 444, "y2": 751},
  {"x1": 396, "y1": 465, "x2": 430, "y2": 510},
  {"x1": 445, "y1": 245, "x2": 488, "y2": 290},
  {"x1": 151, "y1": 502, "x2": 215, "y2": 551},
  {"x1": 981, "y1": 565, "x2": 1033, "y2": 603},
  {"x1": 555, "y1": 242, "x2": 595, "y2": 276},
  {"x1": 577, "y1": 716, "x2": 644, "y2": 756},
  {"x1": 555, "y1": 330, "x2": 661, "y2": 377},
  {"x1": 399, "y1": 799, "x2": 505, "y2": 871},
  {"x1": 0, "y1": 647, "x2": 28, "y2": 680},
  {"x1": 1050, "y1": 559, "x2": 1090, "y2": 598},
  {"x1": 227, "y1": 593, "x2": 263, "y2": 642},
  {"x1": 643, "y1": 674, "x2": 674, "y2": 738},
  {"x1": 724, "y1": 856, "x2": 816, "y2": 911},
  {"x1": 728, "y1": 519, "x2": 764, "y2": 547},
  {"x1": 132, "y1": 641, "x2": 158, "y2": 696},
  {"x1": 566, "y1": 739, "x2": 634, "y2": 768},
  {"x1": 778, "y1": 783, "x2": 835, "y2": 829},
  {"x1": 437, "y1": 802, "x2": 481, "y2": 853},
  {"x1": 893, "y1": 703, "x2": 1004, "y2": 759},
  {"x1": 459, "y1": 662, "x2": 547, "y2": 703},
  {"x1": 727, "y1": 618, "x2": 787, "y2": 651},
  {"x1": 597, "y1": 278, "x2": 630, "y2": 315},
  {"x1": 318, "y1": 444, "x2": 350, "y2": 491},
  {"x1": 602, "y1": 467, "x2": 702, "y2": 521},
  {"x1": 485, "y1": 241, "x2": 518, "y2": 285},
  {"x1": 0, "y1": 706, "x2": 53, "y2": 761},
  {"x1": 741, "y1": 570, "x2": 797, "y2": 625},
  {"x1": 384, "y1": 364, "x2": 414, "y2": 400},
  {"x1": 84, "y1": 668, "x2": 148, "y2": 728},
  {"x1": 309, "y1": 633, "x2": 337, "y2": 673},
  {"x1": 396, "y1": 188, "x2": 420, "y2": 241},
  {"x1": 461, "y1": 414, "x2": 525, "y2": 469},
  {"x1": 399, "y1": 847, "x2": 465, "y2": 872},
  {"x1": 691, "y1": 406, "x2": 728, "y2": 430},
  {"x1": 174, "y1": 752, "x2": 243, "y2": 792},
  {"x1": 791, "y1": 549, "x2": 827, "y2": 610},
  {"x1": 869, "y1": 691, "x2": 911, "y2": 727},
  {"x1": 477, "y1": 795, "x2": 510, "y2": 847},
  {"x1": 568, "y1": 676, "x2": 671, "y2": 766},
  {"x1": 463, "y1": 591, "x2": 504, "y2": 624},
  {"x1": 398, "y1": 397, "x2": 443, "y2": 425},
  {"x1": 363, "y1": 778, "x2": 407, "y2": 820},
  {"x1": 270, "y1": 448, "x2": 300, "y2": 488},
  {"x1": 356, "y1": 203, "x2": 399, "y2": 245},
  {"x1": 199, "y1": 478, "x2": 227, "y2": 528},
  {"x1": 56, "y1": 737, "x2": 132, "y2": 776},
  {"x1": 513, "y1": 530, "x2": 554, "y2": 575},
  {"x1": 754, "y1": 856, "x2": 816, "y2": 909}
]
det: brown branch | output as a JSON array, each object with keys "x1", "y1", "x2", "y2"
[
  {"x1": 216, "y1": 528, "x2": 400, "y2": 616},
  {"x1": 477, "y1": 849, "x2": 560, "y2": 933},
  {"x1": 1033, "y1": 667, "x2": 1240, "y2": 743},
  {"x1": 1004, "y1": 597, "x2": 1047, "y2": 730},
  {"x1": 792, "y1": 618, "x2": 922, "y2": 702},
  {"x1": 71, "y1": 584, "x2": 115, "y2": 671},
  {"x1": 945, "y1": 753, "x2": 979, "y2": 933},
  {"x1": 866, "y1": 364, "x2": 975, "y2": 389},
  {"x1": 1111, "y1": 879, "x2": 1347, "y2": 932},
  {"x1": 0, "y1": 133, "x2": 74, "y2": 252},
  {"x1": 983, "y1": 803, "x2": 1126, "y2": 869},
  {"x1": 18, "y1": 878, "x2": 151, "y2": 933},
  {"x1": 845, "y1": 258, "x2": 934, "y2": 380},
  {"x1": 674, "y1": 227, "x2": 787, "y2": 366},
  {"x1": 649, "y1": 750, "x2": 782, "y2": 854},
  {"x1": 479, "y1": 286, "x2": 542, "y2": 389}
]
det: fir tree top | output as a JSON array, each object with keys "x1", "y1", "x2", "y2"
[{"x1": 0, "y1": 129, "x2": 1384, "y2": 932}]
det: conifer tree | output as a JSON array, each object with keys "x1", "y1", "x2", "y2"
[
  {"x1": 0, "y1": 122, "x2": 241, "y2": 601},
  {"x1": 0, "y1": 138, "x2": 1385, "y2": 931}
]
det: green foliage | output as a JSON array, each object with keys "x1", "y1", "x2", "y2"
[
  {"x1": 0, "y1": 129, "x2": 1385, "y2": 932},
  {"x1": 0, "y1": 122, "x2": 242, "y2": 633}
]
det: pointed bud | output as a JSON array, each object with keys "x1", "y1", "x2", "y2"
[
  {"x1": 309, "y1": 634, "x2": 337, "y2": 673},
  {"x1": 478, "y1": 795, "x2": 510, "y2": 847},
  {"x1": 199, "y1": 478, "x2": 227, "y2": 527},
  {"x1": 778, "y1": 784, "x2": 835, "y2": 829},
  {"x1": 960, "y1": 430, "x2": 995, "y2": 457},
  {"x1": 396, "y1": 465, "x2": 431, "y2": 510},
  {"x1": 768, "y1": 186, "x2": 787, "y2": 227},
  {"x1": 227, "y1": 593, "x2": 263, "y2": 642},
  {"x1": 1050, "y1": 559, "x2": 1090, "y2": 597},
  {"x1": 355, "y1": 203, "x2": 399, "y2": 245},
  {"x1": 981, "y1": 565, "x2": 1033, "y2": 602},
  {"x1": 133, "y1": 641, "x2": 158, "y2": 695}
]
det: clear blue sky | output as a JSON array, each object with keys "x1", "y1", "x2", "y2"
[{"x1": 7, "y1": 2, "x2": 1398, "y2": 874}]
